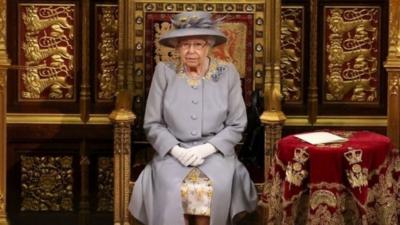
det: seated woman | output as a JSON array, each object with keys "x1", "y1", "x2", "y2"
[{"x1": 129, "y1": 11, "x2": 258, "y2": 225}]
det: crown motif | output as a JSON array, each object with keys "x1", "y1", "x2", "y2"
[
  {"x1": 344, "y1": 148, "x2": 363, "y2": 164},
  {"x1": 294, "y1": 147, "x2": 309, "y2": 164},
  {"x1": 286, "y1": 147, "x2": 309, "y2": 187}
]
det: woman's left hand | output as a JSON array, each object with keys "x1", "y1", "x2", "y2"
[{"x1": 188, "y1": 143, "x2": 217, "y2": 161}]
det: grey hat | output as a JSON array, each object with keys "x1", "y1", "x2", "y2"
[{"x1": 159, "y1": 11, "x2": 227, "y2": 48}]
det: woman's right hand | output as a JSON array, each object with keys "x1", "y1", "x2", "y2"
[{"x1": 170, "y1": 145, "x2": 204, "y2": 166}]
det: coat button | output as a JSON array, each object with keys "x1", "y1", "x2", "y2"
[
  {"x1": 192, "y1": 100, "x2": 198, "y2": 104},
  {"x1": 190, "y1": 131, "x2": 197, "y2": 136},
  {"x1": 190, "y1": 115, "x2": 197, "y2": 120}
]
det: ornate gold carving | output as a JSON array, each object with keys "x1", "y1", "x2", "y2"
[
  {"x1": 154, "y1": 21, "x2": 178, "y2": 63},
  {"x1": 344, "y1": 148, "x2": 368, "y2": 188},
  {"x1": 327, "y1": 8, "x2": 376, "y2": 35},
  {"x1": 113, "y1": 147, "x2": 131, "y2": 225},
  {"x1": 0, "y1": 193, "x2": 4, "y2": 211},
  {"x1": 395, "y1": 21, "x2": 400, "y2": 57},
  {"x1": 285, "y1": 147, "x2": 309, "y2": 187},
  {"x1": 21, "y1": 66, "x2": 72, "y2": 99},
  {"x1": 97, "y1": 6, "x2": 118, "y2": 100},
  {"x1": 325, "y1": 8, "x2": 379, "y2": 102},
  {"x1": 109, "y1": 91, "x2": 135, "y2": 122},
  {"x1": 0, "y1": 0, "x2": 6, "y2": 45},
  {"x1": 114, "y1": 122, "x2": 132, "y2": 155},
  {"x1": 97, "y1": 157, "x2": 113, "y2": 212},
  {"x1": 0, "y1": 72, "x2": 4, "y2": 90},
  {"x1": 20, "y1": 155, "x2": 73, "y2": 211},
  {"x1": 310, "y1": 190, "x2": 337, "y2": 210},
  {"x1": 263, "y1": 123, "x2": 284, "y2": 172},
  {"x1": 388, "y1": 0, "x2": 400, "y2": 57},
  {"x1": 22, "y1": 5, "x2": 73, "y2": 37},
  {"x1": 22, "y1": 35, "x2": 72, "y2": 67},
  {"x1": 20, "y1": 5, "x2": 74, "y2": 100},
  {"x1": 281, "y1": 7, "x2": 303, "y2": 102},
  {"x1": 388, "y1": 72, "x2": 400, "y2": 96}
]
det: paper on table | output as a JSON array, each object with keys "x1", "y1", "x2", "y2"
[{"x1": 294, "y1": 131, "x2": 348, "y2": 145}]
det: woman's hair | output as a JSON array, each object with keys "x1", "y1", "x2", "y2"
[{"x1": 206, "y1": 37, "x2": 216, "y2": 47}]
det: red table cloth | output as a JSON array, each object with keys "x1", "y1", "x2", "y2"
[{"x1": 260, "y1": 131, "x2": 400, "y2": 225}]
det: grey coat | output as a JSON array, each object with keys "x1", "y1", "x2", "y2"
[{"x1": 129, "y1": 60, "x2": 258, "y2": 225}]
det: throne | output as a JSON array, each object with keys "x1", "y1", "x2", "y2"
[{"x1": 109, "y1": 1, "x2": 285, "y2": 224}]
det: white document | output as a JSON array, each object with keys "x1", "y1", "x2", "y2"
[{"x1": 294, "y1": 131, "x2": 348, "y2": 145}]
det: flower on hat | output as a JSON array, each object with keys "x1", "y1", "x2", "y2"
[{"x1": 172, "y1": 14, "x2": 216, "y2": 29}]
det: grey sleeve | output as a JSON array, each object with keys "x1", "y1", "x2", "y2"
[
  {"x1": 143, "y1": 63, "x2": 179, "y2": 157},
  {"x1": 208, "y1": 64, "x2": 247, "y2": 156}
]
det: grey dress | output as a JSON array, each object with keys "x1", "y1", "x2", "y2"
[{"x1": 129, "y1": 59, "x2": 258, "y2": 225}]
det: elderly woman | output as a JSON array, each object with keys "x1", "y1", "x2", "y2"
[{"x1": 129, "y1": 11, "x2": 257, "y2": 225}]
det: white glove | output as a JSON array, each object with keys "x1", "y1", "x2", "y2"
[
  {"x1": 170, "y1": 145, "x2": 201, "y2": 166},
  {"x1": 190, "y1": 157, "x2": 205, "y2": 167},
  {"x1": 188, "y1": 143, "x2": 217, "y2": 161}
]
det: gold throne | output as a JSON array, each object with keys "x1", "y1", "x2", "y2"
[{"x1": 109, "y1": 1, "x2": 285, "y2": 225}]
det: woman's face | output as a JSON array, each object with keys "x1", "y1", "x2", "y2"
[{"x1": 177, "y1": 37, "x2": 210, "y2": 69}]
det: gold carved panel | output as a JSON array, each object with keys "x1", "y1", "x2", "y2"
[
  {"x1": 20, "y1": 155, "x2": 73, "y2": 211},
  {"x1": 281, "y1": 6, "x2": 304, "y2": 103},
  {"x1": 18, "y1": 4, "x2": 75, "y2": 101},
  {"x1": 96, "y1": 5, "x2": 118, "y2": 101},
  {"x1": 133, "y1": 1, "x2": 265, "y2": 106},
  {"x1": 96, "y1": 157, "x2": 113, "y2": 212},
  {"x1": 0, "y1": 0, "x2": 5, "y2": 45},
  {"x1": 0, "y1": 72, "x2": 4, "y2": 90},
  {"x1": 0, "y1": 193, "x2": 4, "y2": 212},
  {"x1": 324, "y1": 7, "x2": 380, "y2": 103},
  {"x1": 389, "y1": 0, "x2": 400, "y2": 57}
]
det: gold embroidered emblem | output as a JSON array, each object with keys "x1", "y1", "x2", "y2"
[
  {"x1": 344, "y1": 148, "x2": 368, "y2": 188},
  {"x1": 310, "y1": 190, "x2": 337, "y2": 210},
  {"x1": 181, "y1": 168, "x2": 213, "y2": 216},
  {"x1": 285, "y1": 147, "x2": 309, "y2": 187},
  {"x1": 344, "y1": 148, "x2": 362, "y2": 164}
]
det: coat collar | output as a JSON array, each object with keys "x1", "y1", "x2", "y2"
[{"x1": 170, "y1": 57, "x2": 227, "y2": 87}]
